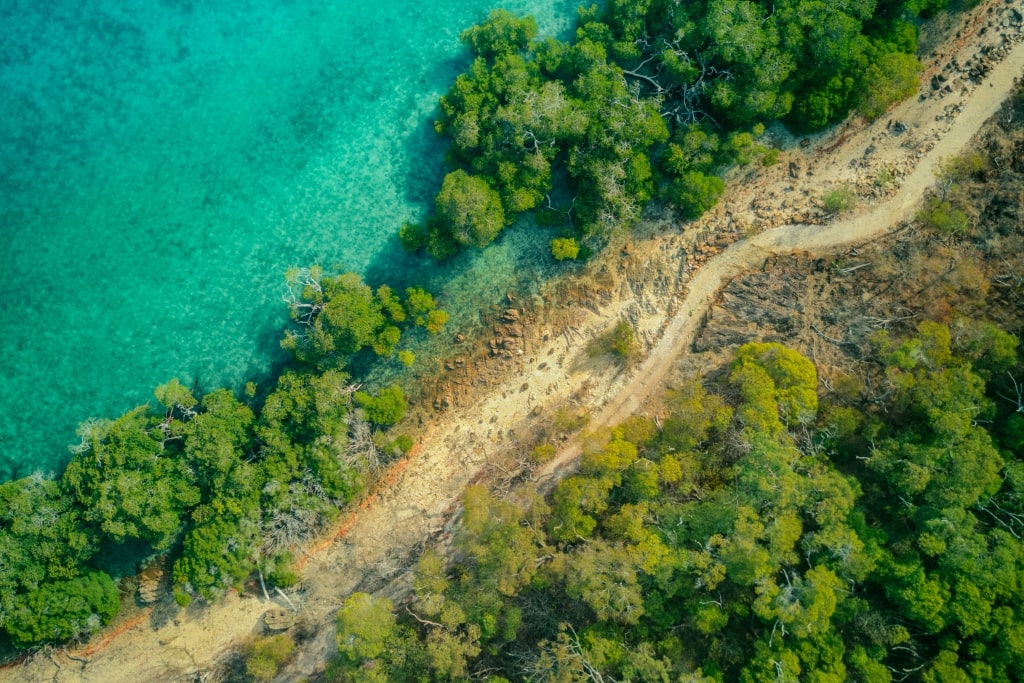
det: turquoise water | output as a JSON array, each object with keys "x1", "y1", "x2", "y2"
[{"x1": 0, "y1": 0, "x2": 575, "y2": 479}]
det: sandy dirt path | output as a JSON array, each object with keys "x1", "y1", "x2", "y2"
[{"x1": 5, "y1": 3, "x2": 1022, "y2": 681}]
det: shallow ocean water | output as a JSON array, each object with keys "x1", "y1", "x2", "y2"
[{"x1": 0, "y1": 0, "x2": 577, "y2": 478}]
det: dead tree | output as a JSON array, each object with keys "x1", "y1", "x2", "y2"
[
  {"x1": 282, "y1": 266, "x2": 326, "y2": 326},
  {"x1": 1000, "y1": 372, "x2": 1024, "y2": 414},
  {"x1": 262, "y1": 506, "x2": 320, "y2": 557},
  {"x1": 343, "y1": 411, "x2": 385, "y2": 472}
]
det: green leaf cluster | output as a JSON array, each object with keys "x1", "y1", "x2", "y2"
[
  {"x1": 0, "y1": 476, "x2": 116, "y2": 646},
  {"x1": 245, "y1": 634, "x2": 296, "y2": 682},
  {"x1": 549, "y1": 237, "x2": 580, "y2": 261},
  {"x1": 282, "y1": 269, "x2": 447, "y2": 369},
  {"x1": 355, "y1": 384, "x2": 408, "y2": 427}
]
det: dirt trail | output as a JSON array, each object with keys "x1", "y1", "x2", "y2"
[{"x1": 6, "y1": 3, "x2": 1022, "y2": 681}]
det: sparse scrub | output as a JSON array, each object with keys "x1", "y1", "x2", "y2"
[
  {"x1": 822, "y1": 186, "x2": 856, "y2": 215},
  {"x1": 917, "y1": 196, "x2": 970, "y2": 236},
  {"x1": 553, "y1": 407, "x2": 590, "y2": 434},
  {"x1": 424, "y1": 309, "x2": 449, "y2": 334},
  {"x1": 530, "y1": 442, "x2": 557, "y2": 464},
  {"x1": 938, "y1": 151, "x2": 986, "y2": 184},
  {"x1": 609, "y1": 320, "x2": 637, "y2": 359},
  {"x1": 391, "y1": 434, "x2": 415, "y2": 454},
  {"x1": 589, "y1": 320, "x2": 640, "y2": 362},
  {"x1": 244, "y1": 634, "x2": 295, "y2": 682},
  {"x1": 398, "y1": 222, "x2": 427, "y2": 252}
]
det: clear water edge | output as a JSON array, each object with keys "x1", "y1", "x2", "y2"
[{"x1": 0, "y1": 0, "x2": 578, "y2": 479}]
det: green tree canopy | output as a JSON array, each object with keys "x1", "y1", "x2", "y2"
[
  {"x1": 435, "y1": 170, "x2": 507, "y2": 249},
  {"x1": 62, "y1": 406, "x2": 200, "y2": 549},
  {"x1": 1, "y1": 570, "x2": 119, "y2": 647},
  {"x1": 282, "y1": 270, "x2": 444, "y2": 368},
  {"x1": 461, "y1": 9, "x2": 538, "y2": 58},
  {"x1": 0, "y1": 475, "x2": 108, "y2": 645},
  {"x1": 355, "y1": 384, "x2": 408, "y2": 426}
]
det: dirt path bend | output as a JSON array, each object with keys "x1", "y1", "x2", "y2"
[{"x1": 5, "y1": 5, "x2": 1022, "y2": 682}]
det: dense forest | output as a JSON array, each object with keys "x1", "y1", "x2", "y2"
[
  {"x1": 329, "y1": 328, "x2": 1024, "y2": 682},
  {"x1": 403, "y1": 0, "x2": 945, "y2": 260},
  {"x1": 0, "y1": 270, "x2": 444, "y2": 647}
]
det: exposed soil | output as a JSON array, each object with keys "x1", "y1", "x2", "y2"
[
  {"x1": 693, "y1": 84, "x2": 1024, "y2": 382},
  {"x1": 5, "y1": 2, "x2": 1023, "y2": 681}
]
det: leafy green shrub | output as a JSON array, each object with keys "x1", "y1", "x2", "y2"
[
  {"x1": 405, "y1": 287, "x2": 448, "y2": 334},
  {"x1": 245, "y1": 634, "x2": 295, "y2": 682},
  {"x1": 425, "y1": 309, "x2": 449, "y2": 334},
  {"x1": 822, "y1": 186, "x2": 856, "y2": 215},
  {"x1": 398, "y1": 222, "x2": 427, "y2": 252},
  {"x1": 587, "y1": 320, "x2": 641, "y2": 365},
  {"x1": 550, "y1": 237, "x2": 580, "y2": 261},
  {"x1": 554, "y1": 407, "x2": 591, "y2": 434},
  {"x1": 426, "y1": 219, "x2": 460, "y2": 260},
  {"x1": 917, "y1": 196, "x2": 970, "y2": 236},
  {"x1": 938, "y1": 151, "x2": 986, "y2": 183},
  {"x1": 392, "y1": 434, "x2": 415, "y2": 454},
  {"x1": 355, "y1": 384, "x2": 407, "y2": 426},
  {"x1": 435, "y1": 170, "x2": 507, "y2": 248},
  {"x1": 267, "y1": 553, "x2": 299, "y2": 588},
  {"x1": 460, "y1": 9, "x2": 537, "y2": 58},
  {"x1": 173, "y1": 586, "x2": 193, "y2": 607},
  {"x1": 668, "y1": 171, "x2": 725, "y2": 219},
  {"x1": 3, "y1": 571, "x2": 120, "y2": 646},
  {"x1": 336, "y1": 592, "x2": 397, "y2": 664},
  {"x1": 530, "y1": 442, "x2": 557, "y2": 464},
  {"x1": 403, "y1": 287, "x2": 434, "y2": 322}
]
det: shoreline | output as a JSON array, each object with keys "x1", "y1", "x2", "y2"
[{"x1": 6, "y1": 0, "x2": 1024, "y2": 679}]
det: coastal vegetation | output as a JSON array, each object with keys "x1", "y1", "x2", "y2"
[
  {"x1": 0, "y1": 271, "x2": 444, "y2": 646},
  {"x1": 406, "y1": 0, "x2": 940, "y2": 259},
  {"x1": 330, "y1": 329, "x2": 1024, "y2": 682},
  {"x1": 281, "y1": 267, "x2": 448, "y2": 368}
]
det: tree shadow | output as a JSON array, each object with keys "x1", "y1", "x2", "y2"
[{"x1": 147, "y1": 593, "x2": 181, "y2": 631}]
